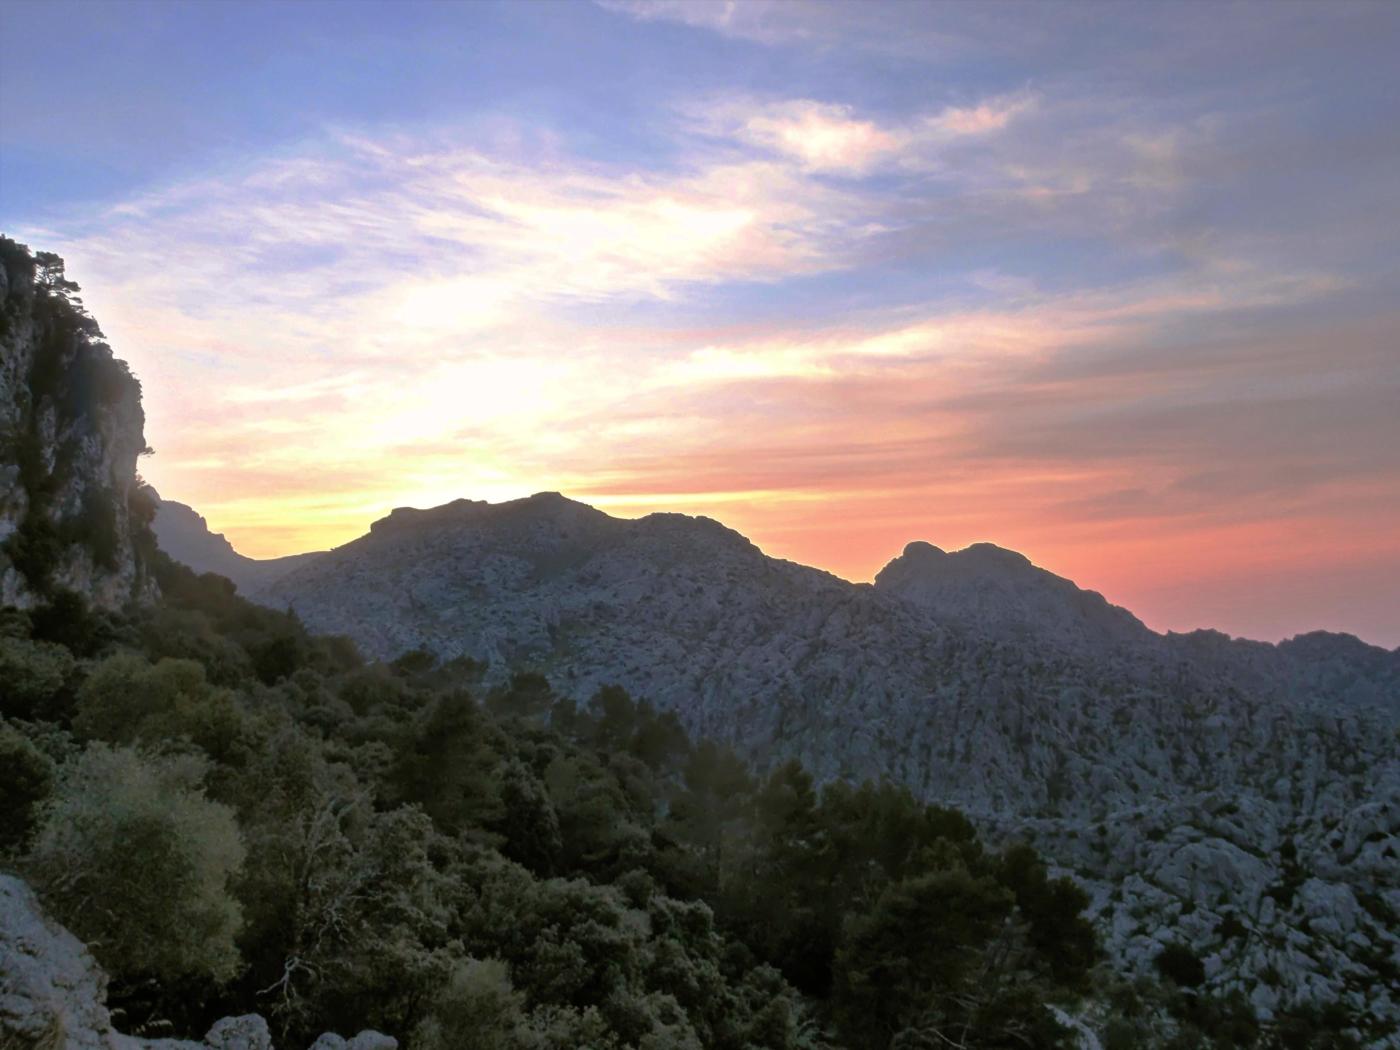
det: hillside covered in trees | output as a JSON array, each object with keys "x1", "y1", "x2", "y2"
[{"x1": 3, "y1": 552, "x2": 1369, "y2": 1050}]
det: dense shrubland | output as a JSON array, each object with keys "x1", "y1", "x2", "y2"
[
  {"x1": 1, "y1": 560, "x2": 1368, "y2": 1049},
  {"x1": 0, "y1": 553, "x2": 1105, "y2": 1049}
]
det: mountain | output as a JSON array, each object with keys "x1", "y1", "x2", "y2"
[
  {"x1": 243, "y1": 490, "x2": 1399, "y2": 1030},
  {"x1": 874, "y1": 539, "x2": 1152, "y2": 651},
  {"x1": 0, "y1": 238, "x2": 155, "y2": 609},
  {"x1": 877, "y1": 537, "x2": 1400, "y2": 708},
  {"x1": 152, "y1": 495, "x2": 322, "y2": 597}
]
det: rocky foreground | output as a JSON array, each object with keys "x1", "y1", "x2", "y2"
[{"x1": 0, "y1": 875, "x2": 396, "y2": 1050}]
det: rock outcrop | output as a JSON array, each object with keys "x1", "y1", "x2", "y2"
[
  {"x1": 0, "y1": 873, "x2": 120, "y2": 1049},
  {"x1": 873, "y1": 538, "x2": 1151, "y2": 651},
  {"x1": 0, "y1": 873, "x2": 397, "y2": 1050},
  {"x1": 0, "y1": 238, "x2": 154, "y2": 611}
]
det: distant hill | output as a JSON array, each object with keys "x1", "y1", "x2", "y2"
[{"x1": 151, "y1": 496, "x2": 323, "y2": 598}]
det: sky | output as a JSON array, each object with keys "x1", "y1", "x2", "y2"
[{"x1": 2, "y1": 0, "x2": 1398, "y2": 647}]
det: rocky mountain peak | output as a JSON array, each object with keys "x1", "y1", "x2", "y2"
[
  {"x1": 368, "y1": 491, "x2": 606, "y2": 537},
  {"x1": 874, "y1": 535, "x2": 1149, "y2": 650}
]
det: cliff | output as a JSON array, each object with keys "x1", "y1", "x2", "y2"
[
  {"x1": 152, "y1": 496, "x2": 323, "y2": 597},
  {"x1": 0, "y1": 238, "x2": 155, "y2": 611}
]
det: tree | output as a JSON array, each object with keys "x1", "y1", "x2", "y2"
[
  {"x1": 0, "y1": 634, "x2": 75, "y2": 719},
  {"x1": 833, "y1": 868, "x2": 1016, "y2": 1050},
  {"x1": 412, "y1": 958, "x2": 530, "y2": 1050},
  {"x1": 0, "y1": 721, "x2": 54, "y2": 853},
  {"x1": 73, "y1": 653, "x2": 247, "y2": 762},
  {"x1": 1153, "y1": 942, "x2": 1206, "y2": 989},
  {"x1": 33, "y1": 251, "x2": 82, "y2": 302},
  {"x1": 23, "y1": 744, "x2": 245, "y2": 983},
  {"x1": 390, "y1": 691, "x2": 506, "y2": 839}
]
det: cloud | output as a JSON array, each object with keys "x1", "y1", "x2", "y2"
[
  {"x1": 925, "y1": 96, "x2": 1035, "y2": 138},
  {"x1": 687, "y1": 92, "x2": 1034, "y2": 176},
  {"x1": 596, "y1": 0, "x2": 974, "y2": 56},
  {"x1": 597, "y1": 0, "x2": 835, "y2": 47},
  {"x1": 725, "y1": 99, "x2": 903, "y2": 174}
]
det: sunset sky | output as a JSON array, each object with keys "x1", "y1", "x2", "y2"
[{"x1": 3, "y1": 0, "x2": 1398, "y2": 646}]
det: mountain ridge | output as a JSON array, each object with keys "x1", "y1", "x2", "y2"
[{"x1": 161, "y1": 488, "x2": 1396, "y2": 657}]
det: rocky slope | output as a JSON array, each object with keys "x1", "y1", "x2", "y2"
[
  {"x1": 245, "y1": 491, "x2": 1399, "y2": 1037},
  {"x1": 0, "y1": 238, "x2": 153, "y2": 611},
  {"x1": 0, "y1": 874, "x2": 395, "y2": 1050},
  {"x1": 152, "y1": 496, "x2": 322, "y2": 597},
  {"x1": 873, "y1": 539, "x2": 1152, "y2": 652}
]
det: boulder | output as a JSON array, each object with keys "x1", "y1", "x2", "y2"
[
  {"x1": 0, "y1": 873, "x2": 121, "y2": 1050},
  {"x1": 345, "y1": 1034, "x2": 397, "y2": 1050},
  {"x1": 204, "y1": 1015, "x2": 273, "y2": 1050}
]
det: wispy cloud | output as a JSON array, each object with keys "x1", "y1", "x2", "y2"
[{"x1": 685, "y1": 92, "x2": 1035, "y2": 176}]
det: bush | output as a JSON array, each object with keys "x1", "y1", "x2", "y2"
[
  {"x1": 73, "y1": 653, "x2": 246, "y2": 760},
  {"x1": 412, "y1": 958, "x2": 529, "y2": 1050},
  {"x1": 1153, "y1": 942, "x2": 1206, "y2": 988},
  {"x1": 0, "y1": 634, "x2": 75, "y2": 719},
  {"x1": 23, "y1": 744, "x2": 245, "y2": 983},
  {"x1": 0, "y1": 721, "x2": 54, "y2": 853}
]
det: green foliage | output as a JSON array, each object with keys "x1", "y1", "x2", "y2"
[
  {"x1": 0, "y1": 547, "x2": 1104, "y2": 1049},
  {"x1": 28, "y1": 589, "x2": 115, "y2": 657},
  {"x1": 0, "y1": 719, "x2": 54, "y2": 853},
  {"x1": 1154, "y1": 942, "x2": 1206, "y2": 988},
  {"x1": 23, "y1": 743, "x2": 245, "y2": 984},
  {"x1": 413, "y1": 958, "x2": 531, "y2": 1050},
  {"x1": 833, "y1": 868, "x2": 1017, "y2": 1049},
  {"x1": 74, "y1": 653, "x2": 247, "y2": 761},
  {"x1": 0, "y1": 633, "x2": 76, "y2": 719}
]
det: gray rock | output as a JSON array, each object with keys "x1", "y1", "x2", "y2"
[
  {"x1": 345, "y1": 1034, "x2": 398, "y2": 1050},
  {"x1": 0, "y1": 242, "x2": 156, "y2": 612},
  {"x1": 204, "y1": 1015, "x2": 273, "y2": 1050},
  {"x1": 0, "y1": 874, "x2": 120, "y2": 1050}
]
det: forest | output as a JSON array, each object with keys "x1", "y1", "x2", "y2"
[
  {"x1": 1, "y1": 552, "x2": 1358, "y2": 1049},
  {"x1": 0, "y1": 544, "x2": 1095, "y2": 1048}
]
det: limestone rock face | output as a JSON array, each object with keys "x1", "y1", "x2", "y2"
[
  {"x1": 0, "y1": 238, "x2": 155, "y2": 611},
  {"x1": 873, "y1": 539, "x2": 1151, "y2": 651},
  {"x1": 344, "y1": 1034, "x2": 398, "y2": 1050},
  {"x1": 0, "y1": 873, "x2": 123, "y2": 1050},
  {"x1": 203, "y1": 1016, "x2": 273, "y2": 1050}
]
